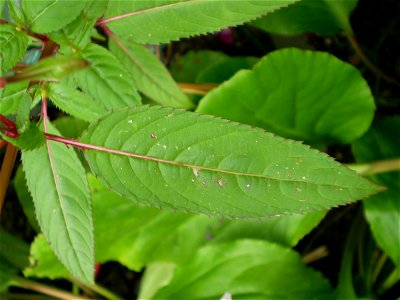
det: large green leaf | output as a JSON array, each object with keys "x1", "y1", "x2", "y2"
[
  {"x1": 109, "y1": 39, "x2": 192, "y2": 108},
  {"x1": 251, "y1": 0, "x2": 357, "y2": 35},
  {"x1": 0, "y1": 81, "x2": 29, "y2": 114},
  {"x1": 22, "y1": 0, "x2": 86, "y2": 33},
  {"x1": 352, "y1": 117, "x2": 400, "y2": 267},
  {"x1": 47, "y1": 82, "x2": 107, "y2": 122},
  {"x1": 104, "y1": 0, "x2": 299, "y2": 44},
  {"x1": 80, "y1": 106, "x2": 380, "y2": 219},
  {"x1": 74, "y1": 43, "x2": 141, "y2": 109},
  {"x1": 22, "y1": 121, "x2": 94, "y2": 283},
  {"x1": 0, "y1": 23, "x2": 28, "y2": 72},
  {"x1": 150, "y1": 240, "x2": 333, "y2": 299},
  {"x1": 197, "y1": 48, "x2": 375, "y2": 145}
]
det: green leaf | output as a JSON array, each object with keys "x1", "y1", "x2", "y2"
[
  {"x1": 53, "y1": 116, "x2": 88, "y2": 138},
  {"x1": 22, "y1": 0, "x2": 86, "y2": 33},
  {"x1": 197, "y1": 48, "x2": 375, "y2": 145},
  {"x1": 0, "y1": 81, "x2": 29, "y2": 115},
  {"x1": 7, "y1": 0, "x2": 25, "y2": 24},
  {"x1": 47, "y1": 82, "x2": 107, "y2": 122},
  {"x1": 251, "y1": 0, "x2": 357, "y2": 35},
  {"x1": 352, "y1": 117, "x2": 400, "y2": 267},
  {"x1": 74, "y1": 43, "x2": 141, "y2": 109},
  {"x1": 211, "y1": 210, "x2": 326, "y2": 247},
  {"x1": 151, "y1": 240, "x2": 333, "y2": 299},
  {"x1": 7, "y1": 56, "x2": 89, "y2": 83},
  {"x1": 24, "y1": 234, "x2": 69, "y2": 279},
  {"x1": 0, "y1": 23, "x2": 28, "y2": 72},
  {"x1": 1, "y1": 122, "x2": 45, "y2": 150},
  {"x1": 22, "y1": 121, "x2": 94, "y2": 284},
  {"x1": 105, "y1": 0, "x2": 299, "y2": 44},
  {"x1": 49, "y1": 0, "x2": 109, "y2": 50},
  {"x1": 81, "y1": 106, "x2": 381, "y2": 219},
  {"x1": 13, "y1": 166, "x2": 41, "y2": 232},
  {"x1": 16, "y1": 92, "x2": 31, "y2": 132},
  {"x1": 109, "y1": 38, "x2": 192, "y2": 108},
  {"x1": 170, "y1": 50, "x2": 228, "y2": 83},
  {"x1": 0, "y1": 229, "x2": 30, "y2": 271}
]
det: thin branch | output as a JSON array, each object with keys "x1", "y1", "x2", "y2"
[
  {"x1": 0, "y1": 143, "x2": 18, "y2": 214},
  {"x1": 346, "y1": 158, "x2": 400, "y2": 176},
  {"x1": 346, "y1": 34, "x2": 400, "y2": 86},
  {"x1": 178, "y1": 82, "x2": 218, "y2": 95},
  {"x1": 302, "y1": 245, "x2": 329, "y2": 264}
]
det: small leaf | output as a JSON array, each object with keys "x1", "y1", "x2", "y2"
[
  {"x1": 197, "y1": 48, "x2": 375, "y2": 145},
  {"x1": 22, "y1": 0, "x2": 86, "y2": 33},
  {"x1": 152, "y1": 240, "x2": 333, "y2": 299},
  {"x1": 7, "y1": 0, "x2": 25, "y2": 24},
  {"x1": 7, "y1": 56, "x2": 89, "y2": 83},
  {"x1": 0, "y1": 81, "x2": 29, "y2": 115},
  {"x1": 0, "y1": 23, "x2": 29, "y2": 72},
  {"x1": 251, "y1": 0, "x2": 357, "y2": 35},
  {"x1": 22, "y1": 121, "x2": 94, "y2": 283},
  {"x1": 81, "y1": 106, "x2": 381, "y2": 219},
  {"x1": 16, "y1": 92, "x2": 31, "y2": 132},
  {"x1": 104, "y1": 0, "x2": 299, "y2": 44},
  {"x1": 109, "y1": 38, "x2": 192, "y2": 108},
  {"x1": 47, "y1": 82, "x2": 107, "y2": 122},
  {"x1": 74, "y1": 43, "x2": 141, "y2": 109},
  {"x1": 1, "y1": 122, "x2": 45, "y2": 150}
]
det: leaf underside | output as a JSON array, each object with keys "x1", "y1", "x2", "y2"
[
  {"x1": 22, "y1": 122, "x2": 94, "y2": 283},
  {"x1": 81, "y1": 106, "x2": 380, "y2": 219},
  {"x1": 105, "y1": 0, "x2": 299, "y2": 44}
]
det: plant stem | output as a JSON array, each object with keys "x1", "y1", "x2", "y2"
[
  {"x1": 381, "y1": 267, "x2": 400, "y2": 291},
  {"x1": 346, "y1": 34, "x2": 400, "y2": 86},
  {"x1": 68, "y1": 277, "x2": 122, "y2": 300},
  {"x1": 178, "y1": 82, "x2": 218, "y2": 95},
  {"x1": 372, "y1": 252, "x2": 387, "y2": 284},
  {"x1": 302, "y1": 245, "x2": 329, "y2": 264},
  {"x1": 0, "y1": 143, "x2": 18, "y2": 214},
  {"x1": 346, "y1": 158, "x2": 400, "y2": 176},
  {"x1": 12, "y1": 277, "x2": 88, "y2": 300}
]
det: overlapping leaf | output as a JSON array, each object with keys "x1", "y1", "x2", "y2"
[
  {"x1": 150, "y1": 240, "x2": 334, "y2": 299},
  {"x1": 47, "y1": 82, "x2": 107, "y2": 122},
  {"x1": 0, "y1": 82, "x2": 29, "y2": 114},
  {"x1": 197, "y1": 48, "x2": 375, "y2": 145},
  {"x1": 81, "y1": 106, "x2": 380, "y2": 219},
  {"x1": 251, "y1": 0, "x2": 357, "y2": 35},
  {"x1": 0, "y1": 24, "x2": 28, "y2": 72},
  {"x1": 22, "y1": 0, "x2": 86, "y2": 33},
  {"x1": 104, "y1": 0, "x2": 299, "y2": 44},
  {"x1": 22, "y1": 121, "x2": 94, "y2": 283},
  {"x1": 74, "y1": 43, "x2": 141, "y2": 109},
  {"x1": 109, "y1": 39, "x2": 192, "y2": 108}
]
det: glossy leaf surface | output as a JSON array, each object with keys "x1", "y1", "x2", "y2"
[
  {"x1": 74, "y1": 43, "x2": 141, "y2": 109},
  {"x1": 105, "y1": 0, "x2": 299, "y2": 44},
  {"x1": 22, "y1": 0, "x2": 86, "y2": 33},
  {"x1": 152, "y1": 240, "x2": 333, "y2": 299},
  {"x1": 109, "y1": 39, "x2": 192, "y2": 108},
  {"x1": 22, "y1": 122, "x2": 94, "y2": 283},
  {"x1": 81, "y1": 106, "x2": 380, "y2": 219},
  {"x1": 0, "y1": 24, "x2": 28, "y2": 72},
  {"x1": 197, "y1": 48, "x2": 375, "y2": 145}
]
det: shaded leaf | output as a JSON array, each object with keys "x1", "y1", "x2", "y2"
[
  {"x1": 197, "y1": 48, "x2": 375, "y2": 145},
  {"x1": 74, "y1": 43, "x2": 141, "y2": 109},
  {"x1": 352, "y1": 117, "x2": 400, "y2": 267},
  {"x1": 1, "y1": 122, "x2": 45, "y2": 150},
  {"x1": 22, "y1": 0, "x2": 86, "y2": 33},
  {"x1": 0, "y1": 81, "x2": 29, "y2": 115},
  {"x1": 53, "y1": 116, "x2": 88, "y2": 138},
  {"x1": 251, "y1": 0, "x2": 357, "y2": 35},
  {"x1": 0, "y1": 229, "x2": 30, "y2": 271},
  {"x1": 109, "y1": 38, "x2": 192, "y2": 108},
  {"x1": 81, "y1": 106, "x2": 381, "y2": 219},
  {"x1": 0, "y1": 23, "x2": 28, "y2": 72},
  {"x1": 48, "y1": 82, "x2": 107, "y2": 122},
  {"x1": 22, "y1": 121, "x2": 94, "y2": 283},
  {"x1": 105, "y1": 0, "x2": 299, "y2": 44},
  {"x1": 152, "y1": 240, "x2": 333, "y2": 299}
]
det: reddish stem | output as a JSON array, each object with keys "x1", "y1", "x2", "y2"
[
  {"x1": 0, "y1": 143, "x2": 18, "y2": 214},
  {"x1": 0, "y1": 140, "x2": 7, "y2": 148}
]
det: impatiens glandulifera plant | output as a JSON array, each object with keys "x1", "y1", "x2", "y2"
[{"x1": 1, "y1": 0, "x2": 399, "y2": 299}]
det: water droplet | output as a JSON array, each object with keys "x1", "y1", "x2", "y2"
[
  {"x1": 187, "y1": 147, "x2": 191, "y2": 150},
  {"x1": 246, "y1": 183, "x2": 250, "y2": 188},
  {"x1": 163, "y1": 145, "x2": 167, "y2": 149},
  {"x1": 128, "y1": 119, "x2": 133, "y2": 124},
  {"x1": 302, "y1": 176, "x2": 306, "y2": 180}
]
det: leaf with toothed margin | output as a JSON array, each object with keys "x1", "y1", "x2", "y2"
[
  {"x1": 74, "y1": 43, "x2": 141, "y2": 110},
  {"x1": 22, "y1": 0, "x2": 87, "y2": 34},
  {"x1": 21, "y1": 121, "x2": 94, "y2": 284},
  {"x1": 104, "y1": 0, "x2": 300, "y2": 44},
  {"x1": 80, "y1": 106, "x2": 382, "y2": 219},
  {"x1": 0, "y1": 23, "x2": 29, "y2": 72},
  {"x1": 1, "y1": 123, "x2": 45, "y2": 150}
]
